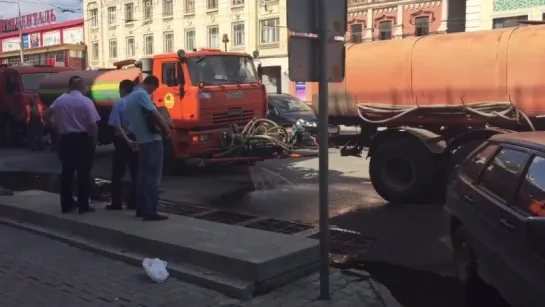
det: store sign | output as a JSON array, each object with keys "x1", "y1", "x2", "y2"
[
  {"x1": 43, "y1": 31, "x2": 61, "y2": 46},
  {"x1": 0, "y1": 9, "x2": 56, "y2": 33}
]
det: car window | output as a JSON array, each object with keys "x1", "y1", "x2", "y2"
[
  {"x1": 478, "y1": 147, "x2": 528, "y2": 201},
  {"x1": 459, "y1": 144, "x2": 499, "y2": 181},
  {"x1": 515, "y1": 155, "x2": 545, "y2": 217},
  {"x1": 269, "y1": 96, "x2": 312, "y2": 113}
]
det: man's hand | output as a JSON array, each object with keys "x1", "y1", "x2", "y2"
[{"x1": 127, "y1": 140, "x2": 139, "y2": 152}]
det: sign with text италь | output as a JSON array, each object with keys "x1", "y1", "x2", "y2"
[{"x1": 0, "y1": 9, "x2": 56, "y2": 33}]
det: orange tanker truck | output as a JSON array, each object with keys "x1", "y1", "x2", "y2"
[
  {"x1": 39, "y1": 48, "x2": 299, "y2": 174},
  {"x1": 313, "y1": 25, "x2": 545, "y2": 204}
]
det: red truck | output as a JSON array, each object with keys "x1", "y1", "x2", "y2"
[{"x1": 0, "y1": 64, "x2": 71, "y2": 147}]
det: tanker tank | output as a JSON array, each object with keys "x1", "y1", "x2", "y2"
[
  {"x1": 312, "y1": 25, "x2": 545, "y2": 128},
  {"x1": 38, "y1": 68, "x2": 141, "y2": 107}
]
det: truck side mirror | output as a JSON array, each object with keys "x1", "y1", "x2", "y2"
[{"x1": 257, "y1": 64, "x2": 263, "y2": 81}]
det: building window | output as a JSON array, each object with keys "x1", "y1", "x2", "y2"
[
  {"x1": 107, "y1": 7, "x2": 116, "y2": 25},
  {"x1": 379, "y1": 21, "x2": 392, "y2": 40},
  {"x1": 232, "y1": 0, "x2": 244, "y2": 5},
  {"x1": 185, "y1": 28, "x2": 195, "y2": 50},
  {"x1": 163, "y1": 32, "x2": 174, "y2": 52},
  {"x1": 232, "y1": 22, "x2": 245, "y2": 47},
  {"x1": 260, "y1": 18, "x2": 279, "y2": 44},
  {"x1": 109, "y1": 39, "x2": 118, "y2": 59},
  {"x1": 89, "y1": 9, "x2": 98, "y2": 28},
  {"x1": 144, "y1": 34, "x2": 154, "y2": 55},
  {"x1": 207, "y1": 0, "x2": 218, "y2": 10},
  {"x1": 126, "y1": 36, "x2": 135, "y2": 57},
  {"x1": 125, "y1": 3, "x2": 134, "y2": 22},
  {"x1": 493, "y1": 15, "x2": 528, "y2": 29},
  {"x1": 184, "y1": 0, "x2": 195, "y2": 13},
  {"x1": 415, "y1": 16, "x2": 429, "y2": 36},
  {"x1": 163, "y1": 0, "x2": 173, "y2": 16},
  {"x1": 350, "y1": 24, "x2": 362, "y2": 43},
  {"x1": 92, "y1": 41, "x2": 99, "y2": 60},
  {"x1": 143, "y1": 0, "x2": 153, "y2": 20},
  {"x1": 208, "y1": 26, "x2": 219, "y2": 48}
]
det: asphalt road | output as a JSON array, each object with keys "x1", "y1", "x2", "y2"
[{"x1": 0, "y1": 146, "x2": 507, "y2": 307}]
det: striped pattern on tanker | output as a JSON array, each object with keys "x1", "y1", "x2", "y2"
[{"x1": 38, "y1": 68, "x2": 140, "y2": 107}]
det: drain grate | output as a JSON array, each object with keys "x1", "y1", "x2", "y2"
[
  {"x1": 198, "y1": 210, "x2": 255, "y2": 225},
  {"x1": 245, "y1": 218, "x2": 313, "y2": 234},
  {"x1": 158, "y1": 202, "x2": 210, "y2": 216},
  {"x1": 308, "y1": 228, "x2": 378, "y2": 255}
]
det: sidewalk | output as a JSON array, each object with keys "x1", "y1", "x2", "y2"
[{"x1": 0, "y1": 190, "x2": 402, "y2": 306}]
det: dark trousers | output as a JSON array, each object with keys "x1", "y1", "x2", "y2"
[
  {"x1": 59, "y1": 133, "x2": 95, "y2": 212},
  {"x1": 136, "y1": 140, "x2": 163, "y2": 217},
  {"x1": 111, "y1": 136, "x2": 138, "y2": 208}
]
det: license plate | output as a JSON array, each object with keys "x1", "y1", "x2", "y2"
[{"x1": 328, "y1": 126, "x2": 338, "y2": 133}]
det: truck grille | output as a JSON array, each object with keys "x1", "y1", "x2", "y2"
[{"x1": 212, "y1": 108, "x2": 254, "y2": 124}]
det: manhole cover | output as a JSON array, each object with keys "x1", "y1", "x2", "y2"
[
  {"x1": 245, "y1": 218, "x2": 313, "y2": 234},
  {"x1": 198, "y1": 210, "x2": 255, "y2": 225},
  {"x1": 158, "y1": 202, "x2": 210, "y2": 216},
  {"x1": 308, "y1": 228, "x2": 378, "y2": 255}
]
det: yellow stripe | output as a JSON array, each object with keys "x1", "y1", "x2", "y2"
[{"x1": 92, "y1": 83, "x2": 119, "y2": 90}]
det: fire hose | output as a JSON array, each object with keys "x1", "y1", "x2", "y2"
[
  {"x1": 356, "y1": 101, "x2": 535, "y2": 131},
  {"x1": 212, "y1": 118, "x2": 305, "y2": 158}
]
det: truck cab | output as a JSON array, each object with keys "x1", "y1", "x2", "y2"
[
  {"x1": 0, "y1": 65, "x2": 72, "y2": 147},
  {"x1": 139, "y1": 48, "x2": 267, "y2": 166}
]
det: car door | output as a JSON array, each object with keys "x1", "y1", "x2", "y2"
[
  {"x1": 464, "y1": 146, "x2": 530, "y2": 301},
  {"x1": 509, "y1": 154, "x2": 545, "y2": 307}
]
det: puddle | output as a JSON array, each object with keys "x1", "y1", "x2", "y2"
[{"x1": 0, "y1": 171, "x2": 111, "y2": 201}]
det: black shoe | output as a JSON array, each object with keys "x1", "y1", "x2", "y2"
[
  {"x1": 142, "y1": 214, "x2": 168, "y2": 221},
  {"x1": 106, "y1": 205, "x2": 123, "y2": 211},
  {"x1": 78, "y1": 207, "x2": 95, "y2": 214},
  {"x1": 61, "y1": 206, "x2": 76, "y2": 214}
]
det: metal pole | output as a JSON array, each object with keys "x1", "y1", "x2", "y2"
[
  {"x1": 317, "y1": 0, "x2": 330, "y2": 299},
  {"x1": 17, "y1": 3, "x2": 23, "y2": 64}
]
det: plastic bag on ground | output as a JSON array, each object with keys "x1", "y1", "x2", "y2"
[{"x1": 142, "y1": 258, "x2": 169, "y2": 283}]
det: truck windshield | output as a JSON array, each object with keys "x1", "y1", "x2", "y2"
[
  {"x1": 186, "y1": 55, "x2": 258, "y2": 86},
  {"x1": 21, "y1": 73, "x2": 53, "y2": 92}
]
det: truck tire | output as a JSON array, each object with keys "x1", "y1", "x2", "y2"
[{"x1": 369, "y1": 137, "x2": 441, "y2": 204}]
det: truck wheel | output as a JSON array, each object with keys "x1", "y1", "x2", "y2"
[{"x1": 369, "y1": 137, "x2": 441, "y2": 204}]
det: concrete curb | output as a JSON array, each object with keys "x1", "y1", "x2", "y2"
[
  {"x1": 0, "y1": 192, "x2": 321, "y2": 301},
  {"x1": 0, "y1": 216, "x2": 258, "y2": 300}
]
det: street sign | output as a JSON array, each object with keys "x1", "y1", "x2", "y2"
[
  {"x1": 287, "y1": 0, "x2": 347, "y2": 36},
  {"x1": 286, "y1": 0, "x2": 315, "y2": 34},
  {"x1": 288, "y1": 36, "x2": 345, "y2": 82}
]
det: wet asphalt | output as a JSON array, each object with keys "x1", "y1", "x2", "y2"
[{"x1": 0, "y1": 147, "x2": 510, "y2": 307}]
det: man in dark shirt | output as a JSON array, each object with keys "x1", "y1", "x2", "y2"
[{"x1": 107, "y1": 79, "x2": 138, "y2": 210}]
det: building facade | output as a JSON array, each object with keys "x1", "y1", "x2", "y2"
[
  {"x1": 0, "y1": 10, "x2": 86, "y2": 68},
  {"x1": 468, "y1": 0, "x2": 545, "y2": 31},
  {"x1": 84, "y1": 0, "x2": 290, "y2": 94}
]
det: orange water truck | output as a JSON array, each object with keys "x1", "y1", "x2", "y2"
[
  {"x1": 39, "y1": 49, "x2": 304, "y2": 174},
  {"x1": 311, "y1": 25, "x2": 545, "y2": 204}
]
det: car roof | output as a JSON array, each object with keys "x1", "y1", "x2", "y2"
[{"x1": 489, "y1": 131, "x2": 545, "y2": 151}]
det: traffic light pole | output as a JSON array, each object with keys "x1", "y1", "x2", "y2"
[{"x1": 317, "y1": 0, "x2": 330, "y2": 299}]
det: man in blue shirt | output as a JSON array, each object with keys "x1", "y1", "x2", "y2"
[
  {"x1": 107, "y1": 79, "x2": 137, "y2": 211},
  {"x1": 124, "y1": 76, "x2": 170, "y2": 221}
]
